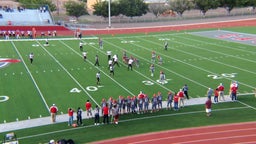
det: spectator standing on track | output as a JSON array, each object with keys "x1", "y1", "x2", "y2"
[
  {"x1": 85, "y1": 100, "x2": 93, "y2": 118},
  {"x1": 167, "y1": 91, "x2": 173, "y2": 110},
  {"x1": 205, "y1": 98, "x2": 212, "y2": 117},
  {"x1": 68, "y1": 108, "x2": 74, "y2": 126},
  {"x1": 96, "y1": 71, "x2": 100, "y2": 85},
  {"x1": 29, "y1": 52, "x2": 34, "y2": 64},
  {"x1": 94, "y1": 55, "x2": 100, "y2": 66},
  {"x1": 218, "y1": 83, "x2": 225, "y2": 101},
  {"x1": 94, "y1": 105, "x2": 100, "y2": 125},
  {"x1": 182, "y1": 84, "x2": 189, "y2": 99},
  {"x1": 76, "y1": 107, "x2": 83, "y2": 126},
  {"x1": 49, "y1": 104, "x2": 58, "y2": 122},
  {"x1": 102, "y1": 104, "x2": 109, "y2": 124},
  {"x1": 214, "y1": 88, "x2": 219, "y2": 104}
]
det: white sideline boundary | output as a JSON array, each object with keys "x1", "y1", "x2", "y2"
[
  {"x1": 17, "y1": 106, "x2": 249, "y2": 141},
  {"x1": 0, "y1": 93, "x2": 254, "y2": 133},
  {"x1": 0, "y1": 37, "x2": 98, "y2": 42}
]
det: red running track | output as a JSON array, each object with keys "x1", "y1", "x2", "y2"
[{"x1": 91, "y1": 121, "x2": 256, "y2": 144}]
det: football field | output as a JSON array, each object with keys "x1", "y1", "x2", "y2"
[{"x1": 0, "y1": 27, "x2": 256, "y2": 124}]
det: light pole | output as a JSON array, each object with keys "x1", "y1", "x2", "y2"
[{"x1": 108, "y1": 0, "x2": 111, "y2": 28}]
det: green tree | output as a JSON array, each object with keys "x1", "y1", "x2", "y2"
[
  {"x1": 219, "y1": 0, "x2": 238, "y2": 15},
  {"x1": 148, "y1": 3, "x2": 170, "y2": 18},
  {"x1": 169, "y1": 0, "x2": 194, "y2": 17},
  {"x1": 64, "y1": 0, "x2": 88, "y2": 18},
  {"x1": 236, "y1": 0, "x2": 256, "y2": 13},
  {"x1": 119, "y1": 0, "x2": 148, "y2": 18},
  {"x1": 92, "y1": 1, "x2": 121, "y2": 18},
  {"x1": 17, "y1": 0, "x2": 56, "y2": 11},
  {"x1": 193, "y1": 0, "x2": 219, "y2": 17}
]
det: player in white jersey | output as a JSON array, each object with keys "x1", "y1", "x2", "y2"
[
  {"x1": 82, "y1": 51, "x2": 87, "y2": 61},
  {"x1": 79, "y1": 41, "x2": 83, "y2": 51},
  {"x1": 96, "y1": 72, "x2": 100, "y2": 85},
  {"x1": 107, "y1": 51, "x2": 112, "y2": 61},
  {"x1": 29, "y1": 52, "x2": 34, "y2": 64},
  {"x1": 128, "y1": 58, "x2": 133, "y2": 71}
]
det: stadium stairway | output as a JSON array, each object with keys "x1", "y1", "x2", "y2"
[{"x1": 0, "y1": 95, "x2": 237, "y2": 133}]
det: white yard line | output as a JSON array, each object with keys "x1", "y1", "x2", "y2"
[
  {"x1": 11, "y1": 41, "x2": 50, "y2": 111},
  {"x1": 138, "y1": 35, "x2": 255, "y2": 89},
  {"x1": 17, "y1": 106, "x2": 249, "y2": 140},
  {"x1": 59, "y1": 40, "x2": 136, "y2": 97},
  {"x1": 175, "y1": 34, "x2": 256, "y2": 64},
  {"x1": 85, "y1": 41, "x2": 176, "y2": 93},
  {"x1": 105, "y1": 39, "x2": 210, "y2": 89},
  {"x1": 36, "y1": 41, "x2": 100, "y2": 107}
]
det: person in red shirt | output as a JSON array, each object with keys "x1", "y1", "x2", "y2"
[
  {"x1": 102, "y1": 104, "x2": 109, "y2": 124},
  {"x1": 173, "y1": 93, "x2": 179, "y2": 111},
  {"x1": 177, "y1": 89, "x2": 185, "y2": 108},
  {"x1": 205, "y1": 98, "x2": 212, "y2": 116},
  {"x1": 85, "y1": 100, "x2": 93, "y2": 118},
  {"x1": 218, "y1": 83, "x2": 225, "y2": 101},
  {"x1": 230, "y1": 84, "x2": 238, "y2": 101},
  {"x1": 214, "y1": 88, "x2": 219, "y2": 104},
  {"x1": 49, "y1": 104, "x2": 58, "y2": 122},
  {"x1": 68, "y1": 108, "x2": 74, "y2": 126}
]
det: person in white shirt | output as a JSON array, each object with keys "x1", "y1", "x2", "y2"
[
  {"x1": 29, "y1": 52, "x2": 34, "y2": 64},
  {"x1": 82, "y1": 51, "x2": 87, "y2": 61},
  {"x1": 108, "y1": 59, "x2": 113, "y2": 68},
  {"x1": 113, "y1": 54, "x2": 119, "y2": 67},
  {"x1": 79, "y1": 41, "x2": 83, "y2": 51},
  {"x1": 107, "y1": 51, "x2": 112, "y2": 61},
  {"x1": 128, "y1": 58, "x2": 133, "y2": 71},
  {"x1": 96, "y1": 72, "x2": 100, "y2": 85}
]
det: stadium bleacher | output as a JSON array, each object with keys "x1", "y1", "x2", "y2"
[
  {"x1": 0, "y1": 7, "x2": 53, "y2": 26},
  {"x1": 0, "y1": 4, "x2": 74, "y2": 37}
]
